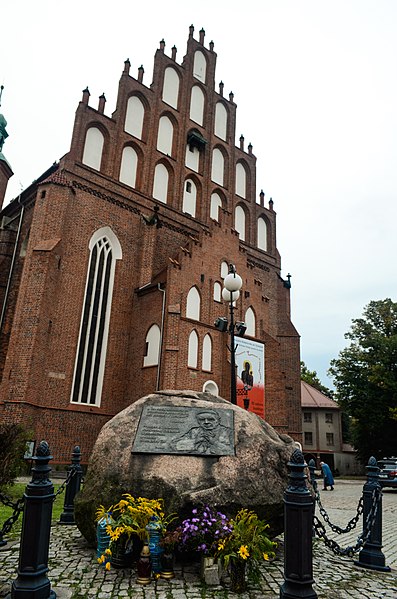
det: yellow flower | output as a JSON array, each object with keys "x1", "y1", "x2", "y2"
[
  {"x1": 263, "y1": 553, "x2": 269, "y2": 561},
  {"x1": 97, "y1": 555, "x2": 105, "y2": 564},
  {"x1": 105, "y1": 548, "x2": 112, "y2": 556},
  {"x1": 218, "y1": 540, "x2": 226, "y2": 551},
  {"x1": 238, "y1": 545, "x2": 250, "y2": 560},
  {"x1": 105, "y1": 561, "x2": 111, "y2": 571}
]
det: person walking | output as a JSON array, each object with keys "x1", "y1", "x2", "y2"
[{"x1": 320, "y1": 461, "x2": 334, "y2": 491}]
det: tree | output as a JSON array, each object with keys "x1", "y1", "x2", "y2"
[
  {"x1": 300, "y1": 361, "x2": 334, "y2": 398},
  {"x1": 329, "y1": 299, "x2": 397, "y2": 464}
]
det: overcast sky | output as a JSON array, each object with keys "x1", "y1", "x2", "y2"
[{"x1": 2, "y1": 1, "x2": 397, "y2": 388}]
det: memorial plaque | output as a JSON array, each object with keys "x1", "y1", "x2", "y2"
[{"x1": 132, "y1": 405, "x2": 235, "y2": 456}]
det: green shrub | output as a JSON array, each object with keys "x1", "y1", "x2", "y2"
[{"x1": 0, "y1": 423, "x2": 31, "y2": 490}]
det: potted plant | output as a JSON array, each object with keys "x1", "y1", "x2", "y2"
[
  {"x1": 179, "y1": 505, "x2": 232, "y2": 557},
  {"x1": 215, "y1": 508, "x2": 277, "y2": 593},
  {"x1": 96, "y1": 494, "x2": 165, "y2": 569}
]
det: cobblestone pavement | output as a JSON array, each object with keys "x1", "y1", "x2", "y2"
[{"x1": 1, "y1": 479, "x2": 397, "y2": 598}]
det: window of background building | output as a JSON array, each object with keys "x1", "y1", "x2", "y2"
[
  {"x1": 304, "y1": 432, "x2": 313, "y2": 445},
  {"x1": 304, "y1": 412, "x2": 312, "y2": 423},
  {"x1": 325, "y1": 413, "x2": 333, "y2": 423},
  {"x1": 326, "y1": 433, "x2": 334, "y2": 446}
]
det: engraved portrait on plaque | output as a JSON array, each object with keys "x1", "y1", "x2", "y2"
[{"x1": 132, "y1": 406, "x2": 235, "y2": 456}]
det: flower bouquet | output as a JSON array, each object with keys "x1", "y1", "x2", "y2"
[
  {"x1": 179, "y1": 505, "x2": 232, "y2": 556},
  {"x1": 96, "y1": 494, "x2": 165, "y2": 569},
  {"x1": 215, "y1": 508, "x2": 277, "y2": 591}
]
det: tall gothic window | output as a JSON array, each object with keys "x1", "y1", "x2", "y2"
[
  {"x1": 257, "y1": 217, "x2": 268, "y2": 251},
  {"x1": 124, "y1": 96, "x2": 144, "y2": 139},
  {"x1": 71, "y1": 227, "x2": 122, "y2": 406},
  {"x1": 210, "y1": 192, "x2": 222, "y2": 221},
  {"x1": 245, "y1": 307, "x2": 256, "y2": 337},
  {"x1": 119, "y1": 146, "x2": 138, "y2": 188},
  {"x1": 190, "y1": 85, "x2": 205, "y2": 125},
  {"x1": 186, "y1": 286, "x2": 200, "y2": 320},
  {"x1": 162, "y1": 67, "x2": 180, "y2": 108},
  {"x1": 143, "y1": 324, "x2": 161, "y2": 367},
  {"x1": 188, "y1": 330, "x2": 199, "y2": 368},
  {"x1": 82, "y1": 127, "x2": 104, "y2": 171},
  {"x1": 235, "y1": 205, "x2": 246, "y2": 240}
]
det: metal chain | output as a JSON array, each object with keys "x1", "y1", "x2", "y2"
[
  {"x1": 0, "y1": 465, "x2": 82, "y2": 541},
  {"x1": 310, "y1": 478, "x2": 364, "y2": 534},
  {"x1": 53, "y1": 465, "x2": 77, "y2": 499},
  {"x1": 313, "y1": 487, "x2": 381, "y2": 557},
  {"x1": 0, "y1": 496, "x2": 25, "y2": 539}
]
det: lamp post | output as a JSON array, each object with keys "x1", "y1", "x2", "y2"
[{"x1": 219, "y1": 264, "x2": 243, "y2": 405}]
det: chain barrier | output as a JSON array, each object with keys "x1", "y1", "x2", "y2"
[
  {"x1": 0, "y1": 465, "x2": 81, "y2": 541},
  {"x1": 312, "y1": 486, "x2": 381, "y2": 557},
  {"x1": 309, "y1": 478, "x2": 363, "y2": 534},
  {"x1": 0, "y1": 492, "x2": 25, "y2": 540}
]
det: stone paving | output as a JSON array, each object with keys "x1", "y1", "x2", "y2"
[{"x1": 1, "y1": 479, "x2": 397, "y2": 598}]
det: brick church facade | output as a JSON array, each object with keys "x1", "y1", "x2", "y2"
[{"x1": 0, "y1": 26, "x2": 301, "y2": 463}]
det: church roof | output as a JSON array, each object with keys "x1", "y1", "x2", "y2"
[{"x1": 301, "y1": 380, "x2": 339, "y2": 410}]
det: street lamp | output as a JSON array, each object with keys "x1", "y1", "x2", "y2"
[{"x1": 215, "y1": 264, "x2": 244, "y2": 405}]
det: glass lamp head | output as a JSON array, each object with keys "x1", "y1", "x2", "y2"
[{"x1": 224, "y1": 272, "x2": 243, "y2": 292}]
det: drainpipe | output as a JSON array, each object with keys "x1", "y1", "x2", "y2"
[
  {"x1": 156, "y1": 283, "x2": 166, "y2": 392},
  {"x1": 0, "y1": 197, "x2": 24, "y2": 336}
]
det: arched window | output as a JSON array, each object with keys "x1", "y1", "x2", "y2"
[
  {"x1": 193, "y1": 50, "x2": 206, "y2": 82},
  {"x1": 214, "y1": 103, "x2": 227, "y2": 140},
  {"x1": 185, "y1": 144, "x2": 200, "y2": 172},
  {"x1": 188, "y1": 330, "x2": 199, "y2": 368},
  {"x1": 235, "y1": 205, "x2": 246, "y2": 241},
  {"x1": 245, "y1": 307, "x2": 256, "y2": 337},
  {"x1": 157, "y1": 116, "x2": 174, "y2": 156},
  {"x1": 186, "y1": 286, "x2": 200, "y2": 320},
  {"x1": 182, "y1": 178, "x2": 197, "y2": 217},
  {"x1": 153, "y1": 163, "x2": 169, "y2": 203},
  {"x1": 82, "y1": 127, "x2": 104, "y2": 171},
  {"x1": 203, "y1": 380, "x2": 219, "y2": 396},
  {"x1": 211, "y1": 148, "x2": 224, "y2": 186},
  {"x1": 210, "y1": 192, "x2": 222, "y2": 221},
  {"x1": 257, "y1": 217, "x2": 267, "y2": 251},
  {"x1": 213, "y1": 281, "x2": 222, "y2": 302},
  {"x1": 124, "y1": 96, "x2": 144, "y2": 139},
  {"x1": 119, "y1": 146, "x2": 138, "y2": 188},
  {"x1": 162, "y1": 67, "x2": 179, "y2": 109},
  {"x1": 143, "y1": 324, "x2": 161, "y2": 367},
  {"x1": 236, "y1": 162, "x2": 247, "y2": 198},
  {"x1": 71, "y1": 227, "x2": 122, "y2": 406},
  {"x1": 221, "y1": 261, "x2": 229, "y2": 279},
  {"x1": 190, "y1": 86, "x2": 205, "y2": 126},
  {"x1": 202, "y1": 334, "x2": 212, "y2": 371}
]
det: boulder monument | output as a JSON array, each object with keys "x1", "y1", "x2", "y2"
[{"x1": 75, "y1": 391, "x2": 297, "y2": 545}]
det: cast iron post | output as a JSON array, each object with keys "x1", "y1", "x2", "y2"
[
  {"x1": 354, "y1": 456, "x2": 390, "y2": 571},
  {"x1": 59, "y1": 446, "x2": 82, "y2": 525},
  {"x1": 280, "y1": 449, "x2": 317, "y2": 599},
  {"x1": 7, "y1": 440, "x2": 56, "y2": 599}
]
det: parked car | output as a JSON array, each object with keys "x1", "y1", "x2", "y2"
[{"x1": 378, "y1": 458, "x2": 397, "y2": 488}]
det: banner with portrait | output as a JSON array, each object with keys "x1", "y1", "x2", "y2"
[{"x1": 235, "y1": 337, "x2": 265, "y2": 419}]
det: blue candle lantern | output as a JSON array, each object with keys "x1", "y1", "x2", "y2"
[
  {"x1": 96, "y1": 514, "x2": 112, "y2": 560},
  {"x1": 146, "y1": 516, "x2": 163, "y2": 573}
]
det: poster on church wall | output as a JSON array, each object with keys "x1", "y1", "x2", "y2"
[{"x1": 235, "y1": 337, "x2": 265, "y2": 419}]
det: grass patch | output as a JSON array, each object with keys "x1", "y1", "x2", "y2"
[{"x1": 0, "y1": 483, "x2": 64, "y2": 539}]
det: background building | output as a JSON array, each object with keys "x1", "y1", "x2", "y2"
[
  {"x1": 0, "y1": 26, "x2": 301, "y2": 463},
  {"x1": 301, "y1": 381, "x2": 360, "y2": 475}
]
